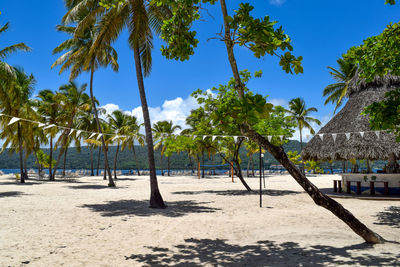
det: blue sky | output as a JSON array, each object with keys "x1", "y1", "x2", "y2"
[{"x1": 1, "y1": 0, "x2": 399, "y2": 139}]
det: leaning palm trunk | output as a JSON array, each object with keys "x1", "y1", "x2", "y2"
[
  {"x1": 89, "y1": 66, "x2": 114, "y2": 187},
  {"x1": 160, "y1": 153, "x2": 164, "y2": 176},
  {"x1": 63, "y1": 145, "x2": 69, "y2": 177},
  {"x1": 97, "y1": 146, "x2": 101, "y2": 176},
  {"x1": 49, "y1": 135, "x2": 54, "y2": 181},
  {"x1": 114, "y1": 143, "x2": 120, "y2": 179},
  {"x1": 167, "y1": 156, "x2": 170, "y2": 176},
  {"x1": 24, "y1": 150, "x2": 28, "y2": 180},
  {"x1": 17, "y1": 122, "x2": 25, "y2": 183},
  {"x1": 219, "y1": 0, "x2": 383, "y2": 244},
  {"x1": 90, "y1": 145, "x2": 94, "y2": 176},
  {"x1": 133, "y1": 47, "x2": 165, "y2": 208}
]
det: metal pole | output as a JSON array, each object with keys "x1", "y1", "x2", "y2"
[
  {"x1": 259, "y1": 146, "x2": 262, "y2": 208},
  {"x1": 262, "y1": 153, "x2": 266, "y2": 188}
]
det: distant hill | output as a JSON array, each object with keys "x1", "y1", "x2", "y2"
[{"x1": 0, "y1": 140, "x2": 385, "y2": 170}]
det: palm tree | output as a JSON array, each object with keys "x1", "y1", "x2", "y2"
[
  {"x1": 323, "y1": 58, "x2": 357, "y2": 113},
  {"x1": 153, "y1": 120, "x2": 181, "y2": 176},
  {"x1": 0, "y1": 22, "x2": 30, "y2": 77},
  {"x1": 52, "y1": 82, "x2": 91, "y2": 179},
  {"x1": 121, "y1": 114, "x2": 144, "y2": 176},
  {"x1": 63, "y1": 0, "x2": 171, "y2": 207},
  {"x1": 108, "y1": 110, "x2": 128, "y2": 179},
  {"x1": 52, "y1": 13, "x2": 118, "y2": 187},
  {"x1": 35, "y1": 90, "x2": 61, "y2": 181},
  {"x1": 287, "y1": 97, "x2": 321, "y2": 174},
  {"x1": 77, "y1": 109, "x2": 99, "y2": 176},
  {"x1": 0, "y1": 67, "x2": 36, "y2": 183}
]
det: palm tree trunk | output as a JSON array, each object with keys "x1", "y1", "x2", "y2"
[
  {"x1": 251, "y1": 156, "x2": 255, "y2": 176},
  {"x1": 132, "y1": 146, "x2": 140, "y2": 176},
  {"x1": 23, "y1": 150, "x2": 28, "y2": 180},
  {"x1": 219, "y1": 0, "x2": 384, "y2": 244},
  {"x1": 114, "y1": 143, "x2": 120, "y2": 179},
  {"x1": 133, "y1": 47, "x2": 165, "y2": 208},
  {"x1": 90, "y1": 145, "x2": 94, "y2": 176},
  {"x1": 17, "y1": 122, "x2": 25, "y2": 183},
  {"x1": 247, "y1": 156, "x2": 251, "y2": 177},
  {"x1": 160, "y1": 153, "x2": 164, "y2": 176},
  {"x1": 97, "y1": 145, "x2": 101, "y2": 176},
  {"x1": 63, "y1": 145, "x2": 68, "y2": 177},
  {"x1": 300, "y1": 128, "x2": 305, "y2": 175},
  {"x1": 167, "y1": 156, "x2": 170, "y2": 176},
  {"x1": 49, "y1": 135, "x2": 54, "y2": 181},
  {"x1": 89, "y1": 66, "x2": 114, "y2": 187},
  {"x1": 201, "y1": 151, "x2": 205, "y2": 178}
]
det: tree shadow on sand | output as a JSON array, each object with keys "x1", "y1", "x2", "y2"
[
  {"x1": 374, "y1": 206, "x2": 400, "y2": 228},
  {"x1": 124, "y1": 238, "x2": 399, "y2": 266},
  {"x1": 0, "y1": 191, "x2": 26, "y2": 198},
  {"x1": 81, "y1": 200, "x2": 220, "y2": 217},
  {"x1": 172, "y1": 189, "x2": 300, "y2": 197},
  {"x1": 67, "y1": 184, "x2": 127, "y2": 190}
]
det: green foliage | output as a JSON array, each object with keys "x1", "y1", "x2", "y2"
[
  {"x1": 362, "y1": 88, "x2": 400, "y2": 141},
  {"x1": 154, "y1": 1, "x2": 302, "y2": 74},
  {"x1": 36, "y1": 150, "x2": 56, "y2": 168},
  {"x1": 287, "y1": 150, "x2": 301, "y2": 165},
  {"x1": 305, "y1": 160, "x2": 323, "y2": 174}
]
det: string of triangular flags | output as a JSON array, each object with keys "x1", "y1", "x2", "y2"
[{"x1": 0, "y1": 113, "x2": 388, "y2": 143}]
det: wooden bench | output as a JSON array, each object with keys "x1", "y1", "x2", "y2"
[
  {"x1": 333, "y1": 180, "x2": 342, "y2": 193},
  {"x1": 345, "y1": 180, "x2": 389, "y2": 195}
]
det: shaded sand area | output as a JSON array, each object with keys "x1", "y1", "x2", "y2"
[{"x1": 1, "y1": 173, "x2": 399, "y2": 266}]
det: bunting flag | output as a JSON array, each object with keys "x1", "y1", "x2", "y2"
[
  {"x1": 332, "y1": 133, "x2": 337, "y2": 143},
  {"x1": 279, "y1": 135, "x2": 284, "y2": 141},
  {"x1": 43, "y1": 124, "x2": 55, "y2": 130},
  {"x1": 306, "y1": 134, "x2": 310, "y2": 140},
  {"x1": 8, "y1": 117, "x2": 20, "y2": 126},
  {"x1": 37, "y1": 122, "x2": 46, "y2": 128},
  {"x1": 69, "y1": 129, "x2": 75, "y2": 136},
  {"x1": 76, "y1": 130, "x2": 82, "y2": 137},
  {"x1": 267, "y1": 136, "x2": 272, "y2": 142},
  {"x1": 375, "y1": 131, "x2": 380, "y2": 139},
  {"x1": 89, "y1": 133, "x2": 97, "y2": 139},
  {"x1": 233, "y1": 136, "x2": 238, "y2": 143},
  {"x1": 360, "y1": 131, "x2": 365, "y2": 138},
  {"x1": 212, "y1": 136, "x2": 217, "y2": 141},
  {"x1": 97, "y1": 134, "x2": 103, "y2": 140},
  {"x1": 112, "y1": 135, "x2": 119, "y2": 141},
  {"x1": 192, "y1": 135, "x2": 196, "y2": 140},
  {"x1": 202, "y1": 135, "x2": 207, "y2": 140},
  {"x1": 345, "y1": 133, "x2": 351, "y2": 140},
  {"x1": 318, "y1": 134, "x2": 324, "y2": 141}
]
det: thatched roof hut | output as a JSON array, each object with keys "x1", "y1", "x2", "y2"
[{"x1": 302, "y1": 74, "x2": 400, "y2": 161}]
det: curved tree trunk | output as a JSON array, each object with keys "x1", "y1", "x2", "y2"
[
  {"x1": 89, "y1": 67, "x2": 114, "y2": 187},
  {"x1": 23, "y1": 150, "x2": 28, "y2": 180},
  {"x1": 114, "y1": 143, "x2": 120, "y2": 179},
  {"x1": 133, "y1": 47, "x2": 165, "y2": 208},
  {"x1": 219, "y1": 0, "x2": 384, "y2": 244},
  {"x1": 300, "y1": 128, "x2": 305, "y2": 175},
  {"x1": 167, "y1": 156, "x2": 170, "y2": 176},
  {"x1": 247, "y1": 157, "x2": 250, "y2": 177},
  {"x1": 17, "y1": 122, "x2": 25, "y2": 183},
  {"x1": 132, "y1": 146, "x2": 141, "y2": 176},
  {"x1": 160, "y1": 153, "x2": 164, "y2": 176}
]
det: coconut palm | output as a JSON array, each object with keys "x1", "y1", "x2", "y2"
[
  {"x1": 52, "y1": 13, "x2": 118, "y2": 187},
  {"x1": 50, "y1": 82, "x2": 91, "y2": 179},
  {"x1": 323, "y1": 58, "x2": 357, "y2": 113},
  {"x1": 0, "y1": 67, "x2": 36, "y2": 182},
  {"x1": 107, "y1": 110, "x2": 128, "y2": 179},
  {"x1": 288, "y1": 97, "x2": 321, "y2": 174},
  {"x1": 34, "y1": 90, "x2": 62, "y2": 181},
  {"x1": 0, "y1": 22, "x2": 30, "y2": 77},
  {"x1": 121, "y1": 114, "x2": 144, "y2": 176},
  {"x1": 63, "y1": 0, "x2": 171, "y2": 207},
  {"x1": 153, "y1": 120, "x2": 181, "y2": 176}
]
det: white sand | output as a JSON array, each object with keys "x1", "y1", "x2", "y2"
[{"x1": 0, "y1": 173, "x2": 399, "y2": 266}]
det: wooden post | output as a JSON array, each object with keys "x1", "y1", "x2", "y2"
[
  {"x1": 338, "y1": 180, "x2": 342, "y2": 193},
  {"x1": 231, "y1": 163, "x2": 234, "y2": 182},
  {"x1": 346, "y1": 181, "x2": 351, "y2": 194},
  {"x1": 356, "y1": 181, "x2": 361, "y2": 195},
  {"x1": 198, "y1": 161, "x2": 200, "y2": 179},
  {"x1": 384, "y1": 182, "x2": 389, "y2": 195},
  {"x1": 333, "y1": 180, "x2": 337, "y2": 192}
]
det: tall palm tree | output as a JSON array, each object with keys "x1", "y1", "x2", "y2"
[
  {"x1": 153, "y1": 120, "x2": 181, "y2": 176},
  {"x1": 0, "y1": 22, "x2": 30, "y2": 77},
  {"x1": 0, "y1": 67, "x2": 36, "y2": 183},
  {"x1": 52, "y1": 13, "x2": 118, "y2": 187},
  {"x1": 107, "y1": 110, "x2": 128, "y2": 179},
  {"x1": 287, "y1": 98, "x2": 321, "y2": 174},
  {"x1": 63, "y1": 0, "x2": 171, "y2": 207},
  {"x1": 323, "y1": 58, "x2": 357, "y2": 113}
]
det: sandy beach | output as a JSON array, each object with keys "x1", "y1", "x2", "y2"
[{"x1": 0, "y1": 173, "x2": 399, "y2": 266}]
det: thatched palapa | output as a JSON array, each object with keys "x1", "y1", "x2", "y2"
[{"x1": 302, "y1": 74, "x2": 400, "y2": 161}]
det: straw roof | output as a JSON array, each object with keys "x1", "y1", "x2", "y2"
[{"x1": 302, "y1": 75, "x2": 400, "y2": 161}]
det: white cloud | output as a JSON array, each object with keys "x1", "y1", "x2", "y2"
[
  {"x1": 269, "y1": 0, "x2": 286, "y2": 6},
  {"x1": 100, "y1": 94, "x2": 200, "y2": 133},
  {"x1": 269, "y1": 98, "x2": 288, "y2": 107}
]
